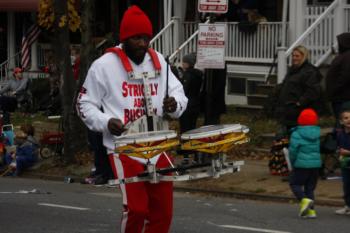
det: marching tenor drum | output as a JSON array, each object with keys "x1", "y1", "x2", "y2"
[
  {"x1": 114, "y1": 130, "x2": 179, "y2": 159},
  {"x1": 110, "y1": 129, "x2": 179, "y2": 185},
  {"x1": 180, "y1": 124, "x2": 249, "y2": 154},
  {"x1": 176, "y1": 124, "x2": 248, "y2": 179},
  {"x1": 109, "y1": 123, "x2": 249, "y2": 185}
]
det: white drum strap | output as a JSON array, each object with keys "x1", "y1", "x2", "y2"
[
  {"x1": 142, "y1": 72, "x2": 155, "y2": 116},
  {"x1": 105, "y1": 47, "x2": 159, "y2": 116}
]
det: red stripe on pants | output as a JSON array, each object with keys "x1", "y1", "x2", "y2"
[{"x1": 109, "y1": 153, "x2": 173, "y2": 233}]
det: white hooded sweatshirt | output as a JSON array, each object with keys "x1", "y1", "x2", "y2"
[{"x1": 77, "y1": 46, "x2": 187, "y2": 163}]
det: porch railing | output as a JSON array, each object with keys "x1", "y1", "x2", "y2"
[
  {"x1": 303, "y1": 5, "x2": 335, "y2": 65},
  {"x1": 0, "y1": 45, "x2": 47, "y2": 83},
  {"x1": 277, "y1": 0, "x2": 348, "y2": 83},
  {"x1": 169, "y1": 21, "x2": 199, "y2": 63},
  {"x1": 173, "y1": 21, "x2": 284, "y2": 64},
  {"x1": 169, "y1": 19, "x2": 210, "y2": 63},
  {"x1": 226, "y1": 22, "x2": 284, "y2": 63},
  {"x1": 0, "y1": 52, "x2": 21, "y2": 83},
  {"x1": 0, "y1": 60, "x2": 8, "y2": 83},
  {"x1": 150, "y1": 17, "x2": 180, "y2": 58}
]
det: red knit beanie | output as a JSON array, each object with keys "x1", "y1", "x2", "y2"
[
  {"x1": 13, "y1": 67, "x2": 22, "y2": 77},
  {"x1": 119, "y1": 6, "x2": 153, "y2": 42},
  {"x1": 297, "y1": 108, "x2": 318, "y2": 126},
  {"x1": 13, "y1": 67, "x2": 22, "y2": 74}
]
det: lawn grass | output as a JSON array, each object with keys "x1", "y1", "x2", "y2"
[
  {"x1": 10, "y1": 112, "x2": 50, "y2": 126},
  {"x1": 9, "y1": 106, "x2": 336, "y2": 148},
  {"x1": 210, "y1": 105, "x2": 335, "y2": 147},
  {"x1": 220, "y1": 107, "x2": 279, "y2": 146}
]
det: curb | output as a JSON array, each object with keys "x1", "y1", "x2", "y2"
[
  {"x1": 22, "y1": 171, "x2": 344, "y2": 207},
  {"x1": 23, "y1": 172, "x2": 82, "y2": 183},
  {"x1": 174, "y1": 187, "x2": 344, "y2": 207}
]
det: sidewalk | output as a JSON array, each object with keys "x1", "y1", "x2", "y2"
[
  {"x1": 175, "y1": 159, "x2": 344, "y2": 206},
  {"x1": 18, "y1": 158, "x2": 345, "y2": 207}
]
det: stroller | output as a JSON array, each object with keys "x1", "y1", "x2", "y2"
[{"x1": 268, "y1": 138, "x2": 290, "y2": 176}]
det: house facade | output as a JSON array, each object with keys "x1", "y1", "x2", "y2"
[
  {"x1": 0, "y1": 0, "x2": 167, "y2": 78},
  {"x1": 163, "y1": 0, "x2": 350, "y2": 106}
]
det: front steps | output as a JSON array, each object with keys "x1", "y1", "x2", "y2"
[{"x1": 234, "y1": 75, "x2": 277, "y2": 113}]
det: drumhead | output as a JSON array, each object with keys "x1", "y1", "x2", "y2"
[
  {"x1": 181, "y1": 124, "x2": 249, "y2": 140},
  {"x1": 115, "y1": 130, "x2": 177, "y2": 144}
]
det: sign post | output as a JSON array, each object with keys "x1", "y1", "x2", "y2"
[{"x1": 197, "y1": 0, "x2": 228, "y2": 126}]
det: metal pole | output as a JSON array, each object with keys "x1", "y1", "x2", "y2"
[
  {"x1": 204, "y1": 15, "x2": 217, "y2": 125},
  {"x1": 204, "y1": 69, "x2": 213, "y2": 125}
]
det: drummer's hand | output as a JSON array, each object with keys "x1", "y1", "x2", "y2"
[
  {"x1": 163, "y1": 96, "x2": 177, "y2": 113},
  {"x1": 108, "y1": 118, "x2": 126, "y2": 136}
]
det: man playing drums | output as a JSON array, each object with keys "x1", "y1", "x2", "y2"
[{"x1": 76, "y1": 5, "x2": 187, "y2": 233}]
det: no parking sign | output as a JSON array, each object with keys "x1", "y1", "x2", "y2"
[{"x1": 196, "y1": 23, "x2": 226, "y2": 69}]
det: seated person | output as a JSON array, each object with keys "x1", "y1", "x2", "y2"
[
  {"x1": 3, "y1": 124, "x2": 38, "y2": 176},
  {"x1": 0, "y1": 68, "x2": 30, "y2": 122}
]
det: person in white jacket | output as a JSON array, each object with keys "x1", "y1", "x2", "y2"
[{"x1": 77, "y1": 5, "x2": 187, "y2": 233}]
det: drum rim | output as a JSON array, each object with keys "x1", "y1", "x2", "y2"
[
  {"x1": 181, "y1": 124, "x2": 246, "y2": 140},
  {"x1": 115, "y1": 130, "x2": 177, "y2": 144}
]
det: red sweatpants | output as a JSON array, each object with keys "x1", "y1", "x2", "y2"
[{"x1": 109, "y1": 153, "x2": 173, "y2": 233}]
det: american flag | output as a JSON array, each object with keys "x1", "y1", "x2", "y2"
[{"x1": 21, "y1": 23, "x2": 41, "y2": 69}]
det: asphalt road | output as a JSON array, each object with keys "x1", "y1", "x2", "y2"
[{"x1": 0, "y1": 177, "x2": 349, "y2": 233}]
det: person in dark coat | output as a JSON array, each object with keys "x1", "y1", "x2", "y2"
[
  {"x1": 0, "y1": 67, "x2": 30, "y2": 123},
  {"x1": 275, "y1": 45, "x2": 323, "y2": 134},
  {"x1": 179, "y1": 53, "x2": 203, "y2": 134},
  {"x1": 81, "y1": 129, "x2": 114, "y2": 185},
  {"x1": 179, "y1": 53, "x2": 203, "y2": 164},
  {"x1": 202, "y1": 67, "x2": 227, "y2": 125},
  {"x1": 326, "y1": 32, "x2": 350, "y2": 127}
]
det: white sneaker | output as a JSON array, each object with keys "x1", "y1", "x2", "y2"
[
  {"x1": 335, "y1": 206, "x2": 350, "y2": 215},
  {"x1": 9, "y1": 161, "x2": 16, "y2": 169}
]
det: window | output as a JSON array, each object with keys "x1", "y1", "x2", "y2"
[
  {"x1": 247, "y1": 80, "x2": 264, "y2": 95},
  {"x1": 228, "y1": 77, "x2": 246, "y2": 95}
]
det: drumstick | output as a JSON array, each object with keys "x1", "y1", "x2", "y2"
[
  {"x1": 165, "y1": 56, "x2": 170, "y2": 98},
  {"x1": 164, "y1": 152, "x2": 179, "y2": 176}
]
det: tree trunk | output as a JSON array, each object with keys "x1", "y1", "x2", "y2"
[
  {"x1": 110, "y1": 0, "x2": 120, "y2": 39},
  {"x1": 52, "y1": 0, "x2": 85, "y2": 163},
  {"x1": 78, "y1": 0, "x2": 96, "y2": 87},
  {"x1": 70, "y1": 0, "x2": 98, "y2": 154}
]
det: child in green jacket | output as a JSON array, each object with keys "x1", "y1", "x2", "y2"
[
  {"x1": 289, "y1": 108, "x2": 321, "y2": 218},
  {"x1": 334, "y1": 104, "x2": 350, "y2": 215}
]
